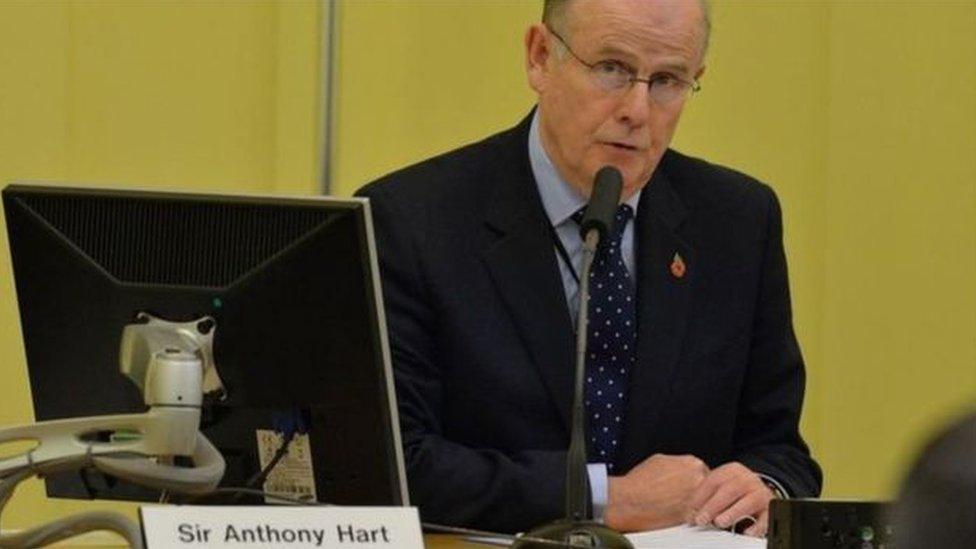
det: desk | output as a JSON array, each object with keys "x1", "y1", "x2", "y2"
[{"x1": 425, "y1": 534, "x2": 502, "y2": 548}]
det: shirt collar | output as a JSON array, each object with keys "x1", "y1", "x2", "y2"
[{"x1": 528, "y1": 110, "x2": 641, "y2": 228}]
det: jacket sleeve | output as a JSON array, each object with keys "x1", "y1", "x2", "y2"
[{"x1": 733, "y1": 185, "x2": 823, "y2": 497}]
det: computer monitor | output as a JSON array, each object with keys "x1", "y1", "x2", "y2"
[{"x1": 2, "y1": 183, "x2": 408, "y2": 506}]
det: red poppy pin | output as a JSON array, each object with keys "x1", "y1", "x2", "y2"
[{"x1": 670, "y1": 252, "x2": 686, "y2": 279}]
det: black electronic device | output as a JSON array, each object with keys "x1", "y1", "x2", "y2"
[
  {"x1": 2, "y1": 183, "x2": 408, "y2": 507},
  {"x1": 768, "y1": 499, "x2": 893, "y2": 549}
]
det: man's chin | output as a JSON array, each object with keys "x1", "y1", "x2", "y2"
[
  {"x1": 612, "y1": 165, "x2": 654, "y2": 199},
  {"x1": 590, "y1": 152, "x2": 653, "y2": 181}
]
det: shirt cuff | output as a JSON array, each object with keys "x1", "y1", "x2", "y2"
[
  {"x1": 587, "y1": 463, "x2": 609, "y2": 520},
  {"x1": 758, "y1": 473, "x2": 790, "y2": 499}
]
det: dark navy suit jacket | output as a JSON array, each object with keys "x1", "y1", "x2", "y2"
[{"x1": 356, "y1": 113, "x2": 822, "y2": 533}]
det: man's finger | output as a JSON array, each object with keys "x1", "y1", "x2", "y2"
[
  {"x1": 689, "y1": 463, "x2": 741, "y2": 511},
  {"x1": 688, "y1": 479, "x2": 719, "y2": 519},
  {"x1": 713, "y1": 489, "x2": 769, "y2": 529},
  {"x1": 743, "y1": 509, "x2": 769, "y2": 537},
  {"x1": 693, "y1": 480, "x2": 748, "y2": 526}
]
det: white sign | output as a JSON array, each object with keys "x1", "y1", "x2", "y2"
[{"x1": 141, "y1": 505, "x2": 424, "y2": 549}]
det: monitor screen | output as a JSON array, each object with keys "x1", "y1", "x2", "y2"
[{"x1": 2, "y1": 183, "x2": 408, "y2": 506}]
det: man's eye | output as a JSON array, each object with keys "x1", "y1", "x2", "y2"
[
  {"x1": 652, "y1": 74, "x2": 681, "y2": 87},
  {"x1": 594, "y1": 61, "x2": 630, "y2": 76}
]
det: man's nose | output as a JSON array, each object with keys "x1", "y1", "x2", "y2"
[{"x1": 615, "y1": 81, "x2": 652, "y2": 127}]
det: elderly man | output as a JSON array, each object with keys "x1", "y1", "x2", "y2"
[{"x1": 357, "y1": 0, "x2": 821, "y2": 536}]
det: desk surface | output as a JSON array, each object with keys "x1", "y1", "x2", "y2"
[{"x1": 425, "y1": 534, "x2": 503, "y2": 548}]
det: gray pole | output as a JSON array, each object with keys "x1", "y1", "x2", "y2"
[{"x1": 319, "y1": 0, "x2": 338, "y2": 195}]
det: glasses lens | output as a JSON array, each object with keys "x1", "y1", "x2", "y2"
[
  {"x1": 591, "y1": 62, "x2": 632, "y2": 91},
  {"x1": 649, "y1": 80, "x2": 693, "y2": 104},
  {"x1": 649, "y1": 84, "x2": 678, "y2": 104}
]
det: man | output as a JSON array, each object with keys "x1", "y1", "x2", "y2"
[{"x1": 357, "y1": 0, "x2": 821, "y2": 536}]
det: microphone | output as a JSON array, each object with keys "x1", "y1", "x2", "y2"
[
  {"x1": 513, "y1": 167, "x2": 633, "y2": 549},
  {"x1": 578, "y1": 166, "x2": 623, "y2": 243}
]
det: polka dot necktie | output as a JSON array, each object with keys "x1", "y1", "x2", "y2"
[{"x1": 573, "y1": 204, "x2": 636, "y2": 471}]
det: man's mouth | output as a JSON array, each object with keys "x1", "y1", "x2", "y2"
[{"x1": 602, "y1": 141, "x2": 639, "y2": 151}]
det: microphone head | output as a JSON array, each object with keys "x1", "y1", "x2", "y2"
[{"x1": 578, "y1": 166, "x2": 624, "y2": 240}]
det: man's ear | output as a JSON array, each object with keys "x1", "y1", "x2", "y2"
[{"x1": 525, "y1": 23, "x2": 551, "y2": 94}]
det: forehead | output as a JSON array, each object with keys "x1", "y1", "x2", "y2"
[{"x1": 563, "y1": 0, "x2": 705, "y2": 68}]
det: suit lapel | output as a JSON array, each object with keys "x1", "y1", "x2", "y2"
[
  {"x1": 621, "y1": 163, "x2": 695, "y2": 467},
  {"x1": 482, "y1": 117, "x2": 576, "y2": 433}
]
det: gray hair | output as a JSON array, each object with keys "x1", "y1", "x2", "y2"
[{"x1": 542, "y1": 0, "x2": 711, "y2": 56}]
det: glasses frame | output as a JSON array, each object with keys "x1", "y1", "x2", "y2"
[{"x1": 546, "y1": 26, "x2": 702, "y2": 104}]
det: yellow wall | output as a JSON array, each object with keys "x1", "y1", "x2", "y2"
[
  {"x1": 1, "y1": 0, "x2": 974, "y2": 532},
  {"x1": 0, "y1": 0, "x2": 322, "y2": 529},
  {"x1": 819, "y1": 4, "x2": 976, "y2": 496},
  {"x1": 331, "y1": 1, "x2": 539, "y2": 194}
]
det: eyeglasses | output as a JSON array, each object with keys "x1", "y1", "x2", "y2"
[{"x1": 547, "y1": 26, "x2": 701, "y2": 105}]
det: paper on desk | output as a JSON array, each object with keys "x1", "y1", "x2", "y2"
[{"x1": 626, "y1": 524, "x2": 765, "y2": 549}]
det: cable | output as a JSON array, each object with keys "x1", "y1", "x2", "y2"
[
  {"x1": 246, "y1": 430, "x2": 295, "y2": 489},
  {"x1": 0, "y1": 435, "x2": 223, "y2": 549},
  {"x1": 0, "y1": 511, "x2": 143, "y2": 549},
  {"x1": 226, "y1": 430, "x2": 296, "y2": 504},
  {"x1": 0, "y1": 466, "x2": 35, "y2": 533},
  {"x1": 0, "y1": 457, "x2": 143, "y2": 549}
]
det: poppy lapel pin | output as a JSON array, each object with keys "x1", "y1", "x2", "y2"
[{"x1": 670, "y1": 252, "x2": 686, "y2": 279}]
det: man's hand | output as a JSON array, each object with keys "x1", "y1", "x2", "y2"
[
  {"x1": 687, "y1": 462, "x2": 775, "y2": 537},
  {"x1": 604, "y1": 454, "x2": 709, "y2": 532}
]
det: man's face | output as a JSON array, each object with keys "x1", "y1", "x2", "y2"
[{"x1": 526, "y1": 0, "x2": 706, "y2": 200}]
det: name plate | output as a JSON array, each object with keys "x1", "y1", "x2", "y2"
[{"x1": 140, "y1": 505, "x2": 424, "y2": 549}]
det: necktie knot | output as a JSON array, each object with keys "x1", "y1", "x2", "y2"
[{"x1": 573, "y1": 204, "x2": 633, "y2": 247}]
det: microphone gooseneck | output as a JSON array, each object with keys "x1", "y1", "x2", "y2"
[{"x1": 512, "y1": 166, "x2": 633, "y2": 549}]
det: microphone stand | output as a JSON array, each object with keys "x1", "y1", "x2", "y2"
[{"x1": 512, "y1": 168, "x2": 633, "y2": 549}]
